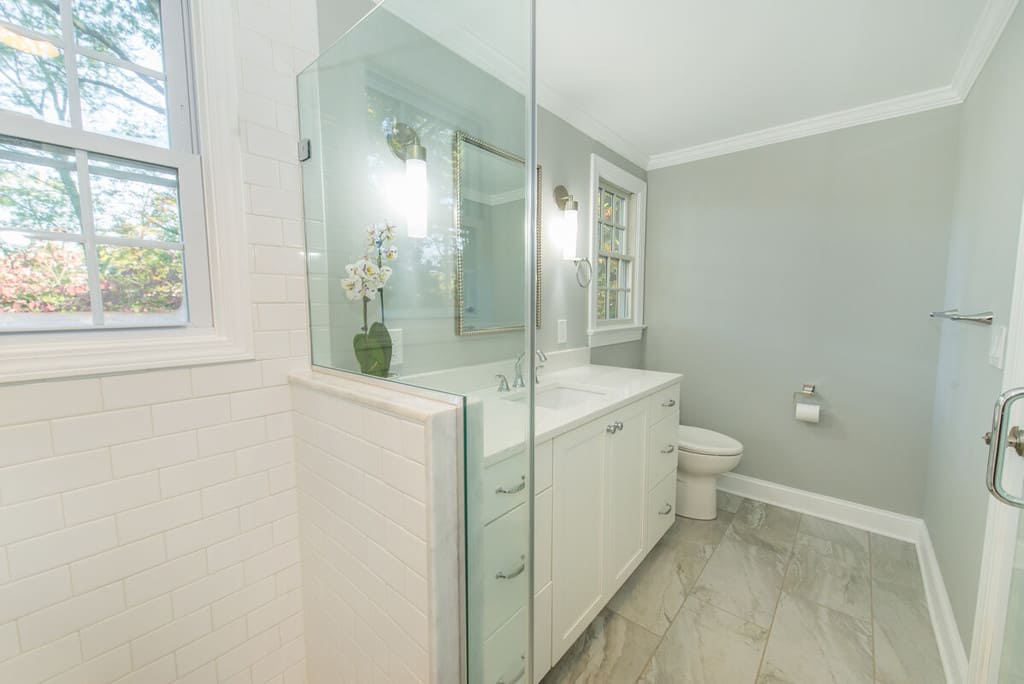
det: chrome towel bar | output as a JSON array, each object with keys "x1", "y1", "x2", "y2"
[{"x1": 930, "y1": 309, "x2": 993, "y2": 325}]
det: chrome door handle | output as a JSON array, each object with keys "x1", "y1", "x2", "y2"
[
  {"x1": 495, "y1": 556, "x2": 526, "y2": 580},
  {"x1": 495, "y1": 476, "x2": 526, "y2": 495},
  {"x1": 662, "y1": 399, "x2": 676, "y2": 407},
  {"x1": 986, "y1": 387, "x2": 1024, "y2": 507},
  {"x1": 659, "y1": 503, "x2": 673, "y2": 515},
  {"x1": 661, "y1": 444, "x2": 675, "y2": 454}
]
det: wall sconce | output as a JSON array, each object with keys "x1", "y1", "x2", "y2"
[
  {"x1": 554, "y1": 185, "x2": 592, "y2": 287},
  {"x1": 386, "y1": 121, "x2": 428, "y2": 238}
]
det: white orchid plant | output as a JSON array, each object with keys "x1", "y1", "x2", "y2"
[{"x1": 342, "y1": 222, "x2": 398, "y2": 332}]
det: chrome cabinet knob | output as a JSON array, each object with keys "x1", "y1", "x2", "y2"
[{"x1": 662, "y1": 399, "x2": 677, "y2": 407}]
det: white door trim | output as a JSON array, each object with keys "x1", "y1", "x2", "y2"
[{"x1": 968, "y1": 190, "x2": 1024, "y2": 683}]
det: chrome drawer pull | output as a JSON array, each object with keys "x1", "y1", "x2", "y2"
[
  {"x1": 495, "y1": 476, "x2": 526, "y2": 495},
  {"x1": 497, "y1": 657, "x2": 526, "y2": 684},
  {"x1": 659, "y1": 503, "x2": 673, "y2": 515},
  {"x1": 662, "y1": 399, "x2": 677, "y2": 407},
  {"x1": 661, "y1": 444, "x2": 675, "y2": 454},
  {"x1": 496, "y1": 556, "x2": 526, "y2": 580},
  {"x1": 606, "y1": 423, "x2": 618, "y2": 434}
]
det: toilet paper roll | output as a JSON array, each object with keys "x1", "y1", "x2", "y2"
[{"x1": 795, "y1": 402, "x2": 820, "y2": 423}]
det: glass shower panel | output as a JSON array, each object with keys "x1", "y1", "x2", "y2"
[{"x1": 297, "y1": 2, "x2": 534, "y2": 683}]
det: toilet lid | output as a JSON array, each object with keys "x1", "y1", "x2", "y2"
[{"x1": 677, "y1": 426, "x2": 743, "y2": 456}]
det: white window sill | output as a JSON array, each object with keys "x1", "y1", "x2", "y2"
[
  {"x1": 588, "y1": 324, "x2": 645, "y2": 348},
  {"x1": 0, "y1": 329, "x2": 253, "y2": 385}
]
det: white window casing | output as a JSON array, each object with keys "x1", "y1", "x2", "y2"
[
  {"x1": 0, "y1": 1, "x2": 252, "y2": 383},
  {"x1": 587, "y1": 153, "x2": 647, "y2": 348}
]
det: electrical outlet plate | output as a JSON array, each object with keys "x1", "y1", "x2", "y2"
[
  {"x1": 391, "y1": 328, "x2": 404, "y2": 366},
  {"x1": 557, "y1": 319, "x2": 568, "y2": 344}
]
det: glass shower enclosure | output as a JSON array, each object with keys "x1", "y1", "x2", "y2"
[{"x1": 296, "y1": 2, "x2": 537, "y2": 682}]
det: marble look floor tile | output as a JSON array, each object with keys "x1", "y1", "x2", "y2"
[
  {"x1": 783, "y1": 538, "x2": 871, "y2": 620},
  {"x1": 757, "y1": 593, "x2": 873, "y2": 684},
  {"x1": 731, "y1": 499, "x2": 801, "y2": 554},
  {"x1": 670, "y1": 510, "x2": 734, "y2": 547},
  {"x1": 541, "y1": 609, "x2": 660, "y2": 684},
  {"x1": 798, "y1": 516, "x2": 869, "y2": 564},
  {"x1": 717, "y1": 491, "x2": 744, "y2": 514},
  {"x1": 692, "y1": 527, "x2": 789, "y2": 628},
  {"x1": 873, "y1": 579, "x2": 945, "y2": 684},
  {"x1": 870, "y1": 534, "x2": 925, "y2": 594},
  {"x1": 638, "y1": 596, "x2": 768, "y2": 684},
  {"x1": 606, "y1": 521, "x2": 721, "y2": 635}
]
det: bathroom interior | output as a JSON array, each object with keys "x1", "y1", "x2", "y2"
[{"x1": 2, "y1": 0, "x2": 1024, "y2": 682}]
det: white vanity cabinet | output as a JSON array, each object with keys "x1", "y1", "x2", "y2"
[
  {"x1": 548, "y1": 383, "x2": 680, "y2": 666},
  {"x1": 472, "y1": 373, "x2": 681, "y2": 684}
]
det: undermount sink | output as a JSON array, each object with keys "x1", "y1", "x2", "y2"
[{"x1": 503, "y1": 383, "x2": 608, "y2": 410}]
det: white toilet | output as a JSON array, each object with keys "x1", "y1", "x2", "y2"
[{"x1": 675, "y1": 426, "x2": 744, "y2": 520}]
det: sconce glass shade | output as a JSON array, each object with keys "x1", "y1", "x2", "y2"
[
  {"x1": 405, "y1": 156, "x2": 427, "y2": 238},
  {"x1": 561, "y1": 206, "x2": 579, "y2": 260}
]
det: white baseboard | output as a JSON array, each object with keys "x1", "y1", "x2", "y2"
[
  {"x1": 717, "y1": 472, "x2": 968, "y2": 683},
  {"x1": 916, "y1": 523, "x2": 970, "y2": 684},
  {"x1": 718, "y1": 473, "x2": 921, "y2": 541}
]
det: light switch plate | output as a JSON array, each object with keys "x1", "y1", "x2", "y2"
[
  {"x1": 557, "y1": 319, "x2": 568, "y2": 344},
  {"x1": 391, "y1": 328, "x2": 404, "y2": 366},
  {"x1": 989, "y1": 325, "x2": 1007, "y2": 369}
]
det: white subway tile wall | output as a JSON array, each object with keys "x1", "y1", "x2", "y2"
[
  {"x1": 291, "y1": 381, "x2": 456, "y2": 683},
  {"x1": 0, "y1": 2, "x2": 317, "y2": 683}
]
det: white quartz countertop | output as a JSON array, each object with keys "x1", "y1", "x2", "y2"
[{"x1": 466, "y1": 364, "x2": 682, "y2": 465}]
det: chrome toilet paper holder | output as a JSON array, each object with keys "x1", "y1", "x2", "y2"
[{"x1": 793, "y1": 384, "x2": 817, "y2": 405}]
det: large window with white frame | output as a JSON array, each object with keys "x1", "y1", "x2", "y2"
[
  {"x1": 0, "y1": 0, "x2": 209, "y2": 332},
  {"x1": 588, "y1": 154, "x2": 646, "y2": 347}
]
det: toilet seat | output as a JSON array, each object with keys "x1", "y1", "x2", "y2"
[{"x1": 677, "y1": 426, "x2": 743, "y2": 457}]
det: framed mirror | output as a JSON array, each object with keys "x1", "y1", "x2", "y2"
[{"x1": 454, "y1": 131, "x2": 542, "y2": 335}]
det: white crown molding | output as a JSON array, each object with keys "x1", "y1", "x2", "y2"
[
  {"x1": 951, "y1": 0, "x2": 1020, "y2": 97},
  {"x1": 647, "y1": 86, "x2": 962, "y2": 170},
  {"x1": 647, "y1": 0, "x2": 1019, "y2": 170},
  {"x1": 537, "y1": 82, "x2": 650, "y2": 170},
  {"x1": 376, "y1": 0, "x2": 1017, "y2": 175}
]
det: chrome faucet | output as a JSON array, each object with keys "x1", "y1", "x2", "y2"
[
  {"x1": 496, "y1": 374, "x2": 511, "y2": 393},
  {"x1": 513, "y1": 353, "x2": 527, "y2": 389},
  {"x1": 535, "y1": 349, "x2": 547, "y2": 384}
]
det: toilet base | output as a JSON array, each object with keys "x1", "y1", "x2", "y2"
[{"x1": 675, "y1": 473, "x2": 720, "y2": 520}]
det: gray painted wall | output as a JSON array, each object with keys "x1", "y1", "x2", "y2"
[
  {"x1": 536, "y1": 109, "x2": 647, "y2": 356},
  {"x1": 643, "y1": 107, "x2": 961, "y2": 515},
  {"x1": 923, "y1": 6, "x2": 1024, "y2": 646}
]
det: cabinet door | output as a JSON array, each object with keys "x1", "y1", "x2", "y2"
[
  {"x1": 551, "y1": 418, "x2": 608, "y2": 662},
  {"x1": 603, "y1": 400, "x2": 648, "y2": 597}
]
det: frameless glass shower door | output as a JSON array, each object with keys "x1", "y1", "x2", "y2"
[{"x1": 296, "y1": 2, "x2": 537, "y2": 682}]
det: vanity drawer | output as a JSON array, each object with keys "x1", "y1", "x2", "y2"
[
  {"x1": 483, "y1": 502, "x2": 530, "y2": 636},
  {"x1": 483, "y1": 449, "x2": 529, "y2": 525},
  {"x1": 647, "y1": 414, "x2": 678, "y2": 489},
  {"x1": 484, "y1": 607, "x2": 527, "y2": 684},
  {"x1": 645, "y1": 471, "x2": 676, "y2": 551},
  {"x1": 648, "y1": 383, "x2": 681, "y2": 425}
]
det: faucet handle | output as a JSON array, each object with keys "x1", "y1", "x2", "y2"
[{"x1": 496, "y1": 374, "x2": 511, "y2": 393}]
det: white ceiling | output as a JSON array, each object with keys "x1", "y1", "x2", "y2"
[
  {"x1": 375, "y1": 0, "x2": 1018, "y2": 169},
  {"x1": 538, "y1": 0, "x2": 1018, "y2": 169}
]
